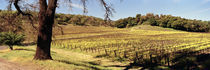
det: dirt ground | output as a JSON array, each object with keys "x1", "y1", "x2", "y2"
[
  {"x1": 0, "y1": 46, "x2": 41, "y2": 70},
  {"x1": 0, "y1": 46, "x2": 7, "y2": 50}
]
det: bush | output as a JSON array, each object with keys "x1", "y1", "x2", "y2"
[
  {"x1": 0, "y1": 32, "x2": 25, "y2": 50},
  {"x1": 114, "y1": 19, "x2": 128, "y2": 28},
  {"x1": 147, "y1": 18, "x2": 157, "y2": 26}
]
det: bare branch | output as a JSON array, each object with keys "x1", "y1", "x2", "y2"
[
  {"x1": 14, "y1": 0, "x2": 32, "y2": 16},
  {"x1": 13, "y1": 0, "x2": 37, "y2": 30},
  {"x1": 60, "y1": 0, "x2": 73, "y2": 12},
  {"x1": 7, "y1": 0, "x2": 13, "y2": 11},
  {"x1": 99, "y1": 0, "x2": 115, "y2": 21},
  {"x1": 80, "y1": 0, "x2": 88, "y2": 14}
]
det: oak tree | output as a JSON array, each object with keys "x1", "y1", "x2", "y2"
[{"x1": 8, "y1": 0, "x2": 114, "y2": 60}]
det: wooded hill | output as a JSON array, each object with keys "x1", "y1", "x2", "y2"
[
  {"x1": 55, "y1": 13, "x2": 107, "y2": 26},
  {"x1": 114, "y1": 13, "x2": 210, "y2": 32},
  {"x1": 0, "y1": 10, "x2": 210, "y2": 32},
  {"x1": 0, "y1": 10, "x2": 109, "y2": 32}
]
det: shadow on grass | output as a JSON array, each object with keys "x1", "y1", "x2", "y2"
[
  {"x1": 14, "y1": 48, "x2": 57, "y2": 54},
  {"x1": 105, "y1": 65, "x2": 127, "y2": 67},
  {"x1": 171, "y1": 50, "x2": 210, "y2": 70},
  {"x1": 123, "y1": 49, "x2": 210, "y2": 70},
  {"x1": 15, "y1": 48, "x2": 35, "y2": 52},
  {"x1": 95, "y1": 54, "x2": 109, "y2": 58},
  {"x1": 55, "y1": 60, "x2": 107, "y2": 70}
]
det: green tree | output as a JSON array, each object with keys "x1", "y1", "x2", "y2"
[{"x1": 0, "y1": 32, "x2": 24, "y2": 50}]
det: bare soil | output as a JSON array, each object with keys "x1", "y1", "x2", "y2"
[
  {"x1": 0, "y1": 46, "x2": 42, "y2": 70},
  {"x1": 0, "y1": 46, "x2": 7, "y2": 50},
  {"x1": 0, "y1": 58, "x2": 43, "y2": 70}
]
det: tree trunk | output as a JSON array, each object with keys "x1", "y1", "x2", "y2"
[
  {"x1": 34, "y1": 0, "x2": 57, "y2": 60},
  {"x1": 33, "y1": 15, "x2": 53, "y2": 60},
  {"x1": 9, "y1": 45, "x2": 13, "y2": 50}
]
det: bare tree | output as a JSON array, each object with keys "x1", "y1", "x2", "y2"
[{"x1": 7, "y1": 0, "x2": 114, "y2": 60}]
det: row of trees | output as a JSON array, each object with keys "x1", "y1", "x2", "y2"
[
  {"x1": 0, "y1": 10, "x2": 108, "y2": 28},
  {"x1": 114, "y1": 13, "x2": 210, "y2": 32},
  {"x1": 55, "y1": 14, "x2": 106, "y2": 26},
  {"x1": 2, "y1": 10, "x2": 209, "y2": 32}
]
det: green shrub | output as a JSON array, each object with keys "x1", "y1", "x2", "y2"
[{"x1": 0, "y1": 32, "x2": 25, "y2": 50}]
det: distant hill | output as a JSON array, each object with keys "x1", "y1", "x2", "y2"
[
  {"x1": 0, "y1": 10, "x2": 209, "y2": 32},
  {"x1": 0, "y1": 10, "x2": 109, "y2": 32},
  {"x1": 55, "y1": 13, "x2": 109, "y2": 26},
  {"x1": 114, "y1": 13, "x2": 210, "y2": 32}
]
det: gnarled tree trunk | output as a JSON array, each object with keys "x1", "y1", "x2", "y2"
[{"x1": 33, "y1": 0, "x2": 57, "y2": 60}]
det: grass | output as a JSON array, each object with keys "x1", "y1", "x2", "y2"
[{"x1": 0, "y1": 46, "x2": 126, "y2": 70}]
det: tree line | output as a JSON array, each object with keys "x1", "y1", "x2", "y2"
[
  {"x1": 114, "y1": 13, "x2": 210, "y2": 32},
  {"x1": 55, "y1": 13, "x2": 107, "y2": 26},
  {"x1": 1, "y1": 10, "x2": 210, "y2": 33},
  {"x1": 0, "y1": 10, "x2": 108, "y2": 32}
]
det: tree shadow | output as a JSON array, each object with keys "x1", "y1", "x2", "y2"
[
  {"x1": 104, "y1": 65, "x2": 127, "y2": 68},
  {"x1": 15, "y1": 48, "x2": 35, "y2": 52},
  {"x1": 171, "y1": 50, "x2": 210, "y2": 70},
  {"x1": 54, "y1": 60, "x2": 107, "y2": 70},
  {"x1": 14, "y1": 48, "x2": 57, "y2": 54},
  {"x1": 95, "y1": 54, "x2": 109, "y2": 58},
  {"x1": 124, "y1": 49, "x2": 210, "y2": 70}
]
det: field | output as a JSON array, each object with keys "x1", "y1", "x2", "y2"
[
  {"x1": 53, "y1": 25, "x2": 210, "y2": 56},
  {"x1": 1, "y1": 25, "x2": 210, "y2": 69},
  {"x1": 52, "y1": 25, "x2": 210, "y2": 69}
]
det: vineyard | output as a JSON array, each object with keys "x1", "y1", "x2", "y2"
[{"x1": 51, "y1": 25, "x2": 210, "y2": 69}]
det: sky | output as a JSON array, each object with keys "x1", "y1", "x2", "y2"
[{"x1": 0, "y1": 0, "x2": 210, "y2": 21}]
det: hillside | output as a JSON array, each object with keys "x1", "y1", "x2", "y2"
[
  {"x1": 114, "y1": 13, "x2": 210, "y2": 32},
  {"x1": 1, "y1": 0, "x2": 210, "y2": 70},
  {"x1": 0, "y1": 10, "x2": 108, "y2": 33},
  {"x1": 51, "y1": 25, "x2": 210, "y2": 69},
  {"x1": 0, "y1": 10, "x2": 210, "y2": 69},
  {"x1": 0, "y1": 25, "x2": 210, "y2": 69},
  {"x1": 1, "y1": 10, "x2": 210, "y2": 33}
]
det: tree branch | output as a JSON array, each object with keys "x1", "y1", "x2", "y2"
[
  {"x1": 13, "y1": 0, "x2": 37, "y2": 30},
  {"x1": 14, "y1": 0, "x2": 32, "y2": 16},
  {"x1": 7, "y1": 0, "x2": 13, "y2": 11},
  {"x1": 99, "y1": 0, "x2": 115, "y2": 21},
  {"x1": 81, "y1": 0, "x2": 88, "y2": 14}
]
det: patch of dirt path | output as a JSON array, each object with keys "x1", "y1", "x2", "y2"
[
  {"x1": 0, "y1": 46, "x2": 42, "y2": 70},
  {"x1": 0, "y1": 46, "x2": 7, "y2": 50},
  {"x1": 0, "y1": 58, "x2": 23, "y2": 70},
  {"x1": 0, "y1": 58, "x2": 43, "y2": 70}
]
